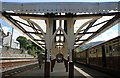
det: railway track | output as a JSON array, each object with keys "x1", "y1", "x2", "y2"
[
  {"x1": 0, "y1": 58, "x2": 38, "y2": 71},
  {"x1": 0, "y1": 58, "x2": 39, "y2": 78},
  {"x1": 1, "y1": 61, "x2": 37, "y2": 71}
]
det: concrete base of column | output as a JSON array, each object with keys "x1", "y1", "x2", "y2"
[
  {"x1": 69, "y1": 61, "x2": 74, "y2": 78},
  {"x1": 44, "y1": 61, "x2": 50, "y2": 78},
  {"x1": 63, "y1": 59, "x2": 68, "y2": 72},
  {"x1": 51, "y1": 59, "x2": 56, "y2": 72}
]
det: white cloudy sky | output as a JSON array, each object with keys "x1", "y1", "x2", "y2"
[
  {"x1": 2, "y1": 26, "x2": 22, "y2": 41},
  {"x1": 90, "y1": 24, "x2": 119, "y2": 42},
  {"x1": 2, "y1": 26, "x2": 10, "y2": 35},
  {"x1": 0, "y1": 19, "x2": 23, "y2": 41},
  {"x1": 2, "y1": 26, "x2": 23, "y2": 41}
]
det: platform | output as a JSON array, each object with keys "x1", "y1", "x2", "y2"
[{"x1": 7, "y1": 62, "x2": 114, "y2": 78}]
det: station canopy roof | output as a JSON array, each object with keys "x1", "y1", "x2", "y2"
[{"x1": 1, "y1": 2, "x2": 120, "y2": 49}]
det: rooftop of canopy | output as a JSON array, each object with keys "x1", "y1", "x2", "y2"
[{"x1": 1, "y1": 2, "x2": 120, "y2": 14}]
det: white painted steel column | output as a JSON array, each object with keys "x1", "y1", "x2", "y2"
[
  {"x1": 67, "y1": 18, "x2": 75, "y2": 62},
  {"x1": 69, "y1": 49, "x2": 72, "y2": 62},
  {"x1": 45, "y1": 18, "x2": 53, "y2": 62},
  {"x1": 47, "y1": 49, "x2": 50, "y2": 62},
  {"x1": 66, "y1": 18, "x2": 75, "y2": 78},
  {"x1": 44, "y1": 18, "x2": 53, "y2": 78}
]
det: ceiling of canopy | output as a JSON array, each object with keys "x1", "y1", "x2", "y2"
[{"x1": 1, "y1": 2, "x2": 120, "y2": 49}]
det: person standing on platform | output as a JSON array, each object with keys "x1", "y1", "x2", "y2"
[{"x1": 37, "y1": 52, "x2": 43, "y2": 69}]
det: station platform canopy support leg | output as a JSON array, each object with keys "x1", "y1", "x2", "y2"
[
  {"x1": 44, "y1": 49, "x2": 50, "y2": 78},
  {"x1": 69, "y1": 49, "x2": 74, "y2": 78}
]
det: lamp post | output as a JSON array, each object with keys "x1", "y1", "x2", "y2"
[
  {"x1": 10, "y1": 27, "x2": 14, "y2": 48},
  {"x1": 0, "y1": 24, "x2": 3, "y2": 53}
]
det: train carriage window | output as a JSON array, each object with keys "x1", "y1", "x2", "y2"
[
  {"x1": 109, "y1": 45, "x2": 112, "y2": 52},
  {"x1": 96, "y1": 49, "x2": 98, "y2": 57},
  {"x1": 112, "y1": 44, "x2": 116, "y2": 52},
  {"x1": 113, "y1": 44, "x2": 120, "y2": 55},
  {"x1": 109, "y1": 45, "x2": 112, "y2": 56},
  {"x1": 113, "y1": 40, "x2": 119, "y2": 43},
  {"x1": 106, "y1": 46, "x2": 109, "y2": 53},
  {"x1": 119, "y1": 44, "x2": 120, "y2": 51},
  {"x1": 116, "y1": 44, "x2": 120, "y2": 53},
  {"x1": 105, "y1": 46, "x2": 109, "y2": 57},
  {"x1": 96, "y1": 49, "x2": 97, "y2": 52},
  {"x1": 118, "y1": 46, "x2": 120, "y2": 55}
]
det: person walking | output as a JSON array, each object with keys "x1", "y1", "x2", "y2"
[{"x1": 37, "y1": 53, "x2": 43, "y2": 69}]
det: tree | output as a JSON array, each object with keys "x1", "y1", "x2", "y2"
[
  {"x1": 16, "y1": 36, "x2": 28, "y2": 49},
  {"x1": 16, "y1": 36, "x2": 44, "y2": 56}
]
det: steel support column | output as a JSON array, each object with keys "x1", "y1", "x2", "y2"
[
  {"x1": 44, "y1": 18, "x2": 54, "y2": 78},
  {"x1": 69, "y1": 49, "x2": 74, "y2": 78},
  {"x1": 45, "y1": 61, "x2": 50, "y2": 78},
  {"x1": 44, "y1": 49, "x2": 50, "y2": 78},
  {"x1": 65, "y1": 18, "x2": 75, "y2": 78}
]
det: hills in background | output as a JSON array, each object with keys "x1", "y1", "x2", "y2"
[{"x1": 78, "y1": 41, "x2": 105, "y2": 51}]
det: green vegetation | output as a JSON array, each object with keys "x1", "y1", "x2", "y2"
[
  {"x1": 16, "y1": 36, "x2": 44, "y2": 56},
  {"x1": 16, "y1": 36, "x2": 28, "y2": 49}
]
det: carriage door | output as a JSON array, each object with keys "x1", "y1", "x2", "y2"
[{"x1": 102, "y1": 45, "x2": 106, "y2": 67}]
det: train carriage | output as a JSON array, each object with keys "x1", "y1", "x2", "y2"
[
  {"x1": 88, "y1": 45, "x2": 103, "y2": 67},
  {"x1": 105, "y1": 36, "x2": 120, "y2": 70},
  {"x1": 79, "y1": 50, "x2": 87, "y2": 64},
  {"x1": 75, "y1": 36, "x2": 120, "y2": 77}
]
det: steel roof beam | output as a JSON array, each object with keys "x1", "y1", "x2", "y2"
[
  {"x1": 77, "y1": 32, "x2": 97, "y2": 35},
  {"x1": 24, "y1": 31, "x2": 44, "y2": 35},
  {"x1": 87, "y1": 14, "x2": 120, "y2": 42},
  {"x1": 2, "y1": 12, "x2": 120, "y2": 18},
  {"x1": 75, "y1": 14, "x2": 120, "y2": 49},
  {"x1": 2, "y1": 14, "x2": 45, "y2": 49},
  {"x1": 33, "y1": 39, "x2": 45, "y2": 42},
  {"x1": 75, "y1": 39, "x2": 88, "y2": 42}
]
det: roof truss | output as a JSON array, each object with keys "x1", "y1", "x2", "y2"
[{"x1": 1, "y1": 2, "x2": 120, "y2": 49}]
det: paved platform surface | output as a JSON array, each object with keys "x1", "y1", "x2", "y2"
[
  {"x1": 50, "y1": 61, "x2": 84, "y2": 77},
  {"x1": 9, "y1": 62, "x2": 115, "y2": 78}
]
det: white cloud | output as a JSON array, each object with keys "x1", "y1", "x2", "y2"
[
  {"x1": 12, "y1": 29, "x2": 23, "y2": 41},
  {"x1": 2, "y1": 26, "x2": 10, "y2": 35},
  {"x1": 90, "y1": 26, "x2": 118, "y2": 42}
]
